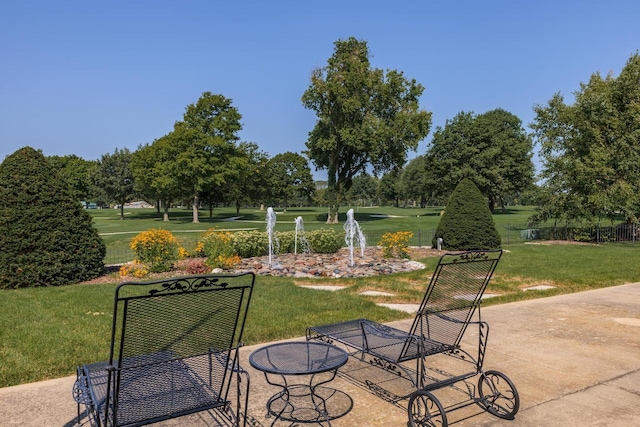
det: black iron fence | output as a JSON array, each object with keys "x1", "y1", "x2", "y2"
[
  {"x1": 362, "y1": 223, "x2": 638, "y2": 249},
  {"x1": 499, "y1": 222, "x2": 638, "y2": 245}
]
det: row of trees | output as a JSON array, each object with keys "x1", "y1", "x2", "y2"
[
  {"x1": 45, "y1": 38, "x2": 639, "y2": 226},
  {"x1": 399, "y1": 108, "x2": 535, "y2": 212},
  {"x1": 339, "y1": 52, "x2": 640, "y2": 226},
  {"x1": 50, "y1": 93, "x2": 316, "y2": 221},
  {"x1": 531, "y1": 53, "x2": 640, "y2": 225}
]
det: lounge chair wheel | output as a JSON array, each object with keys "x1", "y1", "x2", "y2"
[
  {"x1": 408, "y1": 390, "x2": 448, "y2": 427},
  {"x1": 477, "y1": 370, "x2": 520, "y2": 419}
]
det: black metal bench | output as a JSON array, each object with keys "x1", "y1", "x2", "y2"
[
  {"x1": 306, "y1": 250, "x2": 519, "y2": 427},
  {"x1": 73, "y1": 273, "x2": 255, "y2": 427}
]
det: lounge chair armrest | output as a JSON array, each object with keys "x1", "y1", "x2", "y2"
[{"x1": 427, "y1": 310, "x2": 485, "y2": 326}]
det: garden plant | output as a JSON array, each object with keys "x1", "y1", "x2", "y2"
[
  {"x1": 0, "y1": 147, "x2": 105, "y2": 289},
  {"x1": 433, "y1": 178, "x2": 502, "y2": 250}
]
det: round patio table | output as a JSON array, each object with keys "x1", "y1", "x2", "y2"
[{"x1": 249, "y1": 341, "x2": 352, "y2": 426}]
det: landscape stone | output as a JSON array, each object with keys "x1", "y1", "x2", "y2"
[{"x1": 230, "y1": 248, "x2": 429, "y2": 278}]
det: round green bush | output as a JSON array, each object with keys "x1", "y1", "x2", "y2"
[
  {"x1": 0, "y1": 147, "x2": 106, "y2": 288},
  {"x1": 432, "y1": 178, "x2": 501, "y2": 250},
  {"x1": 306, "y1": 228, "x2": 343, "y2": 253},
  {"x1": 231, "y1": 230, "x2": 269, "y2": 258}
]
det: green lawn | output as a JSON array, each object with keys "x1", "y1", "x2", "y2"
[
  {"x1": 92, "y1": 206, "x2": 539, "y2": 263},
  {"x1": 2, "y1": 236, "x2": 640, "y2": 388}
]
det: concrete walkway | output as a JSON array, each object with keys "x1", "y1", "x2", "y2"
[{"x1": 1, "y1": 283, "x2": 639, "y2": 426}]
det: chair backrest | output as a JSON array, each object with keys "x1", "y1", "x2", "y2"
[
  {"x1": 106, "y1": 273, "x2": 255, "y2": 425},
  {"x1": 401, "y1": 250, "x2": 502, "y2": 358}
]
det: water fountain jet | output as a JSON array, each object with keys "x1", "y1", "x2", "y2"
[
  {"x1": 294, "y1": 216, "x2": 311, "y2": 255},
  {"x1": 344, "y1": 208, "x2": 366, "y2": 267},
  {"x1": 266, "y1": 207, "x2": 278, "y2": 267}
]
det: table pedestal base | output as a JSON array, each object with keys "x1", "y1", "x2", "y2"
[{"x1": 267, "y1": 384, "x2": 353, "y2": 425}]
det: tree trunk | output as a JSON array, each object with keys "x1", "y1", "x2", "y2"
[
  {"x1": 163, "y1": 204, "x2": 170, "y2": 222},
  {"x1": 120, "y1": 203, "x2": 125, "y2": 220}
]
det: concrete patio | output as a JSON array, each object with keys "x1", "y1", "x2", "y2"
[{"x1": 1, "y1": 282, "x2": 639, "y2": 426}]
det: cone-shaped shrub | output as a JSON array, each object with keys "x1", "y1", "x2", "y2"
[
  {"x1": 432, "y1": 178, "x2": 501, "y2": 250},
  {"x1": 0, "y1": 147, "x2": 106, "y2": 288}
]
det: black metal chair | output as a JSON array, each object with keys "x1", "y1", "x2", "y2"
[
  {"x1": 73, "y1": 273, "x2": 255, "y2": 427},
  {"x1": 306, "y1": 250, "x2": 519, "y2": 427}
]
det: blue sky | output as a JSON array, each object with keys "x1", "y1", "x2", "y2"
[{"x1": 1, "y1": 0, "x2": 639, "y2": 179}]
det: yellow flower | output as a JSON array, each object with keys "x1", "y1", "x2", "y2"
[
  {"x1": 130, "y1": 229, "x2": 180, "y2": 272},
  {"x1": 379, "y1": 231, "x2": 413, "y2": 259}
]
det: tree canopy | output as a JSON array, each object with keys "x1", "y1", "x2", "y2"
[
  {"x1": 265, "y1": 152, "x2": 315, "y2": 209},
  {"x1": 177, "y1": 92, "x2": 243, "y2": 223},
  {"x1": 401, "y1": 155, "x2": 438, "y2": 208},
  {"x1": 218, "y1": 141, "x2": 268, "y2": 216},
  {"x1": 346, "y1": 172, "x2": 378, "y2": 206},
  {"x1": 131, "y1": 136, "x2": 182, "y2": 221},
  {"x1": 47, "y1": 155, "x2": 95, "y2": 204},
  {"x1": 93, "y1": 147, "x2": 135, "y2": 219},
  {"x1": 426, "y1": 108, "x2": 534, "y2": 212},
  {"x1": 131, "y1": 92, "x2": 245, "y2": 222},
  {"x1": 302, "y1": 36, "x2": 432, "y2": 222},
  {"x1": 531, "y1": 52, "x2": 640, "y2": 224}
]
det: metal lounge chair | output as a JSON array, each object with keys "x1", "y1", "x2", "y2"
[
  {"x1": 73, "y1": 273, "x2": 255, "y2": 427},
  {"x1": 306, "y1": 250, "x2": 519, "y2": 427}
]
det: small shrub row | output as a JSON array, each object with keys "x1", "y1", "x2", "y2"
[{"x1": 229, "y1": 228, "x2": 342, "y2": 257}]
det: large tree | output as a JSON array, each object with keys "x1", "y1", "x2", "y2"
[
  {"x1": 265, "y1": 152, "x2": 315, "y2": 209},
  {"x1": 302, "y1": 37, "x2": 432, "y2": 223},
  {"x1": 131, "y1": 136, "x2": 182, "y2": 221},
  {"x1": 346, "y1": 172, "x2": 378, "y2": 207},
  {"x1": 93, "y1": 147, "x2": 135, "y2": 219},
  {"x1": 426, "y1": 108, "x2": 534, "y2": 212},
  {"x1": 531, "y1": 53, "x2": 640, "y2": 224},
  {"x1": 401, "y1": 155, "x2": 438, "y2": 208},
  {"x1": 173, "y1": 92, "x2": 243, "y2": 223},
  {"x1": 378, "y1": 169, "x2": 403, "y2": 207},
  {"x1": 47, "y1": 154, "x2": 96, "y2": 204},
  {"x1": 218, "y1": 141, "x2": 269, "y2": 216}
]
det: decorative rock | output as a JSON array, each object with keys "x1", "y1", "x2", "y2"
[{"x1": 229, "y1": 247, "x2": 428, "y2": 278}]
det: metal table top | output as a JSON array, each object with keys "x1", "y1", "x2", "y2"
[{"x1": 249, "y1": 341, "x2": 348, "y2": 376}]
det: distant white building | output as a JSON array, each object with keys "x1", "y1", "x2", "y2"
[{"x1": 123, "y1": 201, "x2": 154, "y2": 209}]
